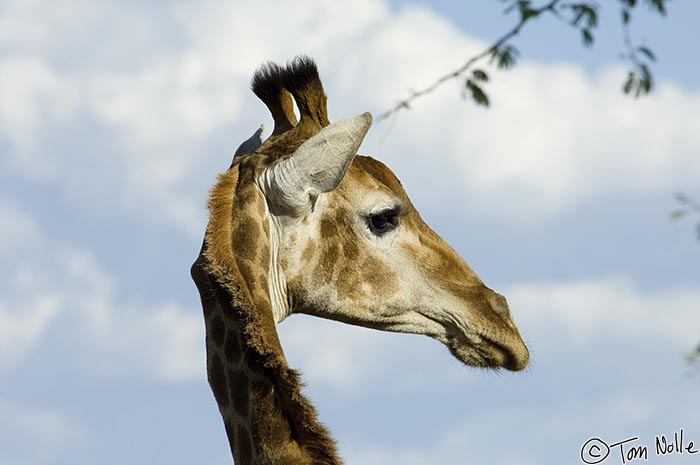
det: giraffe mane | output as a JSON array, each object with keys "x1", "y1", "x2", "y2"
[
  {"x1": 194, "y1": 158, "x2": 343, "y2": 464},
  {"x1": 194, "y1": 56, "x2": 355, "y2": 464}
]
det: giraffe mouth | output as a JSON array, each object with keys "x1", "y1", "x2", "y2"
[{"x1": 445, "y1": 330, "x2": 529, "y2": 371}]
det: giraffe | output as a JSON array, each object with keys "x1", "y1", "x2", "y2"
[{"x1": 191, "y1": 56, "x2": 530, "y2": 465}]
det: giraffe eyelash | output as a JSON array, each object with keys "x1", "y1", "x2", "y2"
[{"x1": 365, "y1": 208, "x2": 400, "y2": 235}]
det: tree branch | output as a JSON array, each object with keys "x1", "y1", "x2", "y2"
[
  {"x1": 378, "y1": 0, "x2": 668, "y2": 121},
  {"x1": 377, "y1": 0, "x2": 563, "y2": 121}
]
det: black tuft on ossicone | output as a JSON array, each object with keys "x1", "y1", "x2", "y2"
[
  {"x1": 250, "y1": 61, "x2": 298, "y2": 135},
  {"x1": 281, "y1": 56, "x2": 322, "y2": 96},
  {"x1": 251, "y1": 61, "x2": 284, "y2": 106},
  {"x1": 248, "y1": 56, "x2": 329, "y2": 145},
  {"x1": 281, "y1": 56, "x2": 329, "y2": 128}
]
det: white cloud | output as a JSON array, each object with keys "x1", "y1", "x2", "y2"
[
  {"x1": 87, "y1": 303, "x2": 205, "y2": 380},
  {"x1": 0, "y1": 200, "x2": 40, "y2": 251},
  {"x1": 0, "y1": 399, "x2": 85, "y2": 465},
  {"x1": 0, "y1": 0, "x2": 391, "y2": 237},
  {"x1": 341, "y1": 389, "x2": 666, "y2": 465},
  {"x1": 0, "y1": 57, "x2": 76, "y2": 180},
  {"x1": 279, "y1": 316, "x2": 398, "y2": 393},
  {"x1": 280, "y1": 317, "x2": 379, "y2": 390},
  {"x1": 508, "y1": 277, "x2": 700, "y2": 349},
  {"x1": 0, "y1": 399, "x2": 84, "y2": 445},
  {"x1": 279, "y1": 314, "x2": 473, "y2": 396},
  {"x1": 2, "y1": 0, "x2": 698, "y2": 236},
  {"x1": 0, "y1": 57, "x2": 68, "y2": 133},
  {"x1": 0, "y1": 201, "x2": 58, "y2": 368},
  {"x1": 0, "y1": 296, "x2": 59, "y2": 369},
  {"x1": 0, "y1": 198, "x2": 204, "y2": 379},
  {"x1": 458, "y1": 67, "x2": 700, "y2": 218},
  {"x1": 146, "y1": 304, "x2": 205, "y2": 379},
  {"x1": 359, "y1": 57, "x2": 700, "y2": 222},
  {"x1": 1, "y1": 0, "x2": 698, "y2": 385}
]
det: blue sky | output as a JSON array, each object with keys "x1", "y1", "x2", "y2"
[{"x1": 1, "y1": 1, "x2": 699, "y2": 464}]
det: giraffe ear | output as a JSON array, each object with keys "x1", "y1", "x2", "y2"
[{"x1": 262, "y1": 112, "x2": 372, "y2": 213}]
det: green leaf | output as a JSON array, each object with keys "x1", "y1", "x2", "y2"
[
  {"x1": 623, "y1": 72, "x2": 635, "y2": 94},
  {"x1": 499, "y1": 51, "x2": 513, "y2": 69},
  {"x1": 640, "y1": 64, "x2": 653, "y2": 92},
  {"x1": 676, "y1": 192, "x2": 690, "y2": 203},
  {"x1": 489, "y1": 44, "x2": 519, "y2": 70},
  {"x1": 517, "y1": 1, "x2": 531, "y2": 11},
  {"x1": 466, "y1": 80, "x2": 490, "y2": 107},
  {"x1": 496, "y1": 45, "x2": 519, "y2": 69},
  {"x1": 472, "y1": 69, "x2": 489, "y2": 82},
  {"x1": 645, "y1": 0, "x2": 666, "y2": 15},
  {"x1": 585, "y1": 5, "x2": 598, "y2": 28},
  {"x1": 637, "y1": 46, "x2": 656, "y2": 62},
  {"x1": 521, "y1": 8, "x2": 539, "y2": 21},
  {"x1": 571, "y1": 7, "x2": 585, "y2": 26},
  {"x1": 517, "y1": 0, "x2": 540, "y2": 21},
  {"x1": 622, "y1": 9, "x2": 631, "y2": 24},
  {"x1": 626, "y1": 64, "x2": 653, "y2": 97},
  {"x1": 670, "y1": 210, "x2": 687, "y2": 220},
  {"x1": 581, "y1": 28, "x2": 594, "y2": 47},
  {"x1": 569, "y1": 3, "x2": 598, "y2": 28},
  {"x1": 686, "y1": 351, "x2": 700, "y2": 363}
]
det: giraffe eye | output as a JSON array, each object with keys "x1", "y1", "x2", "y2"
[{"x1": 367, "y1": 210, "x2": 399, "y2": 235}]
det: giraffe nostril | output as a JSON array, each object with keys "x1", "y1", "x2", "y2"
[{"x1": 489, "y1": 292, "x2": 511, "y2": 320}]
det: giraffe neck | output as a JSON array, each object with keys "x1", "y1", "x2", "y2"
[
  {"x1": 193, "y1": 254, "x2": 342, "y2": 465},
  {"x1": 204, "y1": 281, "x2": 301, "y2": 464},
  {"x1": 192, "y1": 162, "x2": 342, "y2": 465}
]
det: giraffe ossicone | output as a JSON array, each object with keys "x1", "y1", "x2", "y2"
[{"x1": 192, "y1": 56, "x2": 529, "y2": 465}]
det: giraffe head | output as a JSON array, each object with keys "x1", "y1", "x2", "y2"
[{"x1": 236, "y1": 57, "x2": 529, "y2": 372}]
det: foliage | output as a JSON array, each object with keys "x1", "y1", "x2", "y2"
[
  {"x1": 670, "y1": 193, "x2": 700, "y2": 366},
  {"x1": 379, "y1": 0, "x2": 671, "y2": 118},
  {"x1": 686, "y1": 341, "x2": 700, "y2": 370},
  {"x1": 671, "y1": 192, "x2": 700, "y2": 240}
]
